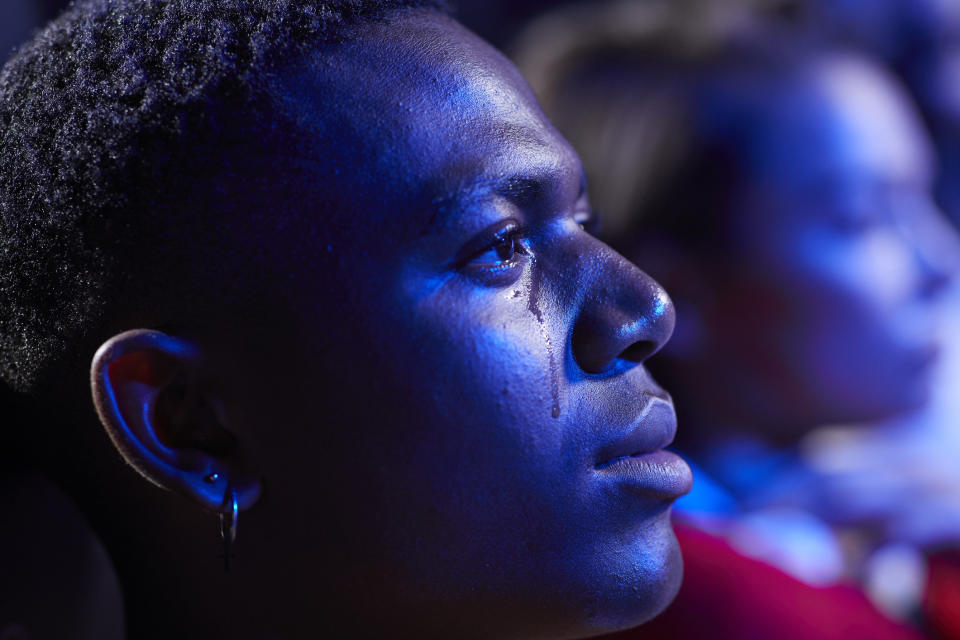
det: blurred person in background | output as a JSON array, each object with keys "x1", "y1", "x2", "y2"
[
  {"x1": 801, "y1": 0, "x2": 960, "y2": 227},
  {"x1": 747, "y1": 0, "x2": 960, "y2": 633},
  {"x1": 514, "y1": 1, "x2": 959, "y2": 637},
  {"x1": 790, "y1": 4, "x2": 960, "y2": 637}
]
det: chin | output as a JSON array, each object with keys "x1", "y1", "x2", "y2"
[{"x1": 573, "y1": 511, "x2": 684, "y2": 639}]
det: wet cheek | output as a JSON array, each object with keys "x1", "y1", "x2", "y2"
[
  {"x1": 408, "y1": 294, "x2": 562, "y2": 445},
  {"x1": 465, "y1": 324, "x2": 562, "y2": 448}
]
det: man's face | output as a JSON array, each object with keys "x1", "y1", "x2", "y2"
[
  {"x1": 230, "y1": 11, "x2": 688, "y2": 637},
  {"x1": 721, "y1": 57, "x2": 957, "y2": 427}
]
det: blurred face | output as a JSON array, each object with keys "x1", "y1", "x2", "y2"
[
  {"x1": 720, "y1": 57, "x2": 958, "y2": 427},
  {"x1": 225, "y1": 10, "x2": 688, "y2": 638}
]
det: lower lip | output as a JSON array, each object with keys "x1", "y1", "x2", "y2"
[{"x1": 595, "y1": 449, "x2": 693, "y2": 501}]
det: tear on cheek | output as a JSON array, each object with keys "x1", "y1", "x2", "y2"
[{"x1": 526, "y1": 258, "x2": 561, "y2": 418}]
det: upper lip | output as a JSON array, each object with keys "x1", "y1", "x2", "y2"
[{"x1": 594, "y1": 390, "x2": 677, "y2": 469}]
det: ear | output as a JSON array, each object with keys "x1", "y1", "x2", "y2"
[{"x1": 90, "y1": 329, "x2": 262, "y2": 513}]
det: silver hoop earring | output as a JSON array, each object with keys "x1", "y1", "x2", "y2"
[{"x1": 219, "y1": 487, "x2": 238, "y2": 572}]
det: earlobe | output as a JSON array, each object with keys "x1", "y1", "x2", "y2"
[{"x1": 90, "y1": 329, "x2": 261, "y2": 513}]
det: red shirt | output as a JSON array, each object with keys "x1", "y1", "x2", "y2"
[
  {"x1": 603, "y1": 523, "x2": 924, "y2": 640},
  {"x1": 926, "y1": 549, "x2": 960, "y2": 639}
]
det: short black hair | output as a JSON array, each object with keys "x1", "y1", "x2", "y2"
[{"x1": 0, "y1": 0, "x2": 446, "y2": 394}]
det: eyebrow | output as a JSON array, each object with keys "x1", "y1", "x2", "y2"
[
  {"x1": 416, "y1": 151, "x2": 588, "y2": 240},
  {"x1": 455, "y1": 167, "x2": 587, "y2": 212}
]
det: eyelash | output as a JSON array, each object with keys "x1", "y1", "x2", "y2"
[
  {"x1": 454, "y1": 206, "x2": 595, "y2": 283},
  {"x1": 575, "y1": 207, "x2": 599, "y2": 234},
  {"x1": 456, "y1": 220, "x2": 530, "y2": 281}
]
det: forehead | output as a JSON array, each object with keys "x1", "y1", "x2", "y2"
[
  {"x1": 268, "y1": 10, "x2": 579, "y2": 230},
  {"x1": 745, "y1": 55, "x2": 932, "y2": 190}
]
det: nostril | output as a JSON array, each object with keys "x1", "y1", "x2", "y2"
[
  {"x1": 571, "y1": 323, "x2": 611, "y2": 374},
  {"x1": 571, "y1": 277, "x2": 675, "y2": 375},
  {"x1": 571, "y1": 317, "x2": 661, "y2": 374},
  {"x1": 619, "y1": 340, "x2": 657, "y2": 364}
]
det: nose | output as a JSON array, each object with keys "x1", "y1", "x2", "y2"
[
  {"x1": 571, "y1": 247, "x2": 676, "y2": 374},
  {"x1": 907, "y1": 200, "x2": 960, "y2": 299}
]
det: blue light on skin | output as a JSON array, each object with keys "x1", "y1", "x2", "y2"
[
  {"x1": 653, "y1": 290, "x2": 668, "y2": 318},
  {"x1": 253, "y1": 12, "x2": 685, "y2": 636},
  {"x1": 88, "y1": 9, "x2": 686, "y2": 639},
  {"x1": 90, "y1": 330, "x2": 245, "y2": 511},
  {"x1": 616, "y1": 288, "x2": 670, "y2": 339}
]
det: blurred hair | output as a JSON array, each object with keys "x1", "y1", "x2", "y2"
[
  {"x1": 0, "y1": 0, "x2": 446, "y2": 396},
  {"x1": 511, "y1": 0, "x2": 824, "y2": 247}
]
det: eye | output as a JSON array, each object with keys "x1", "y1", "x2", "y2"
[
  {"x1": 454, "y1": 219, "x2": 530, "y2": 282},
  {"x1": 575, "y1": 207, "x2": 600, "y2": 234},
  {"x1": 475, "y1": 232, "x2": 522, "y2": 265}
]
